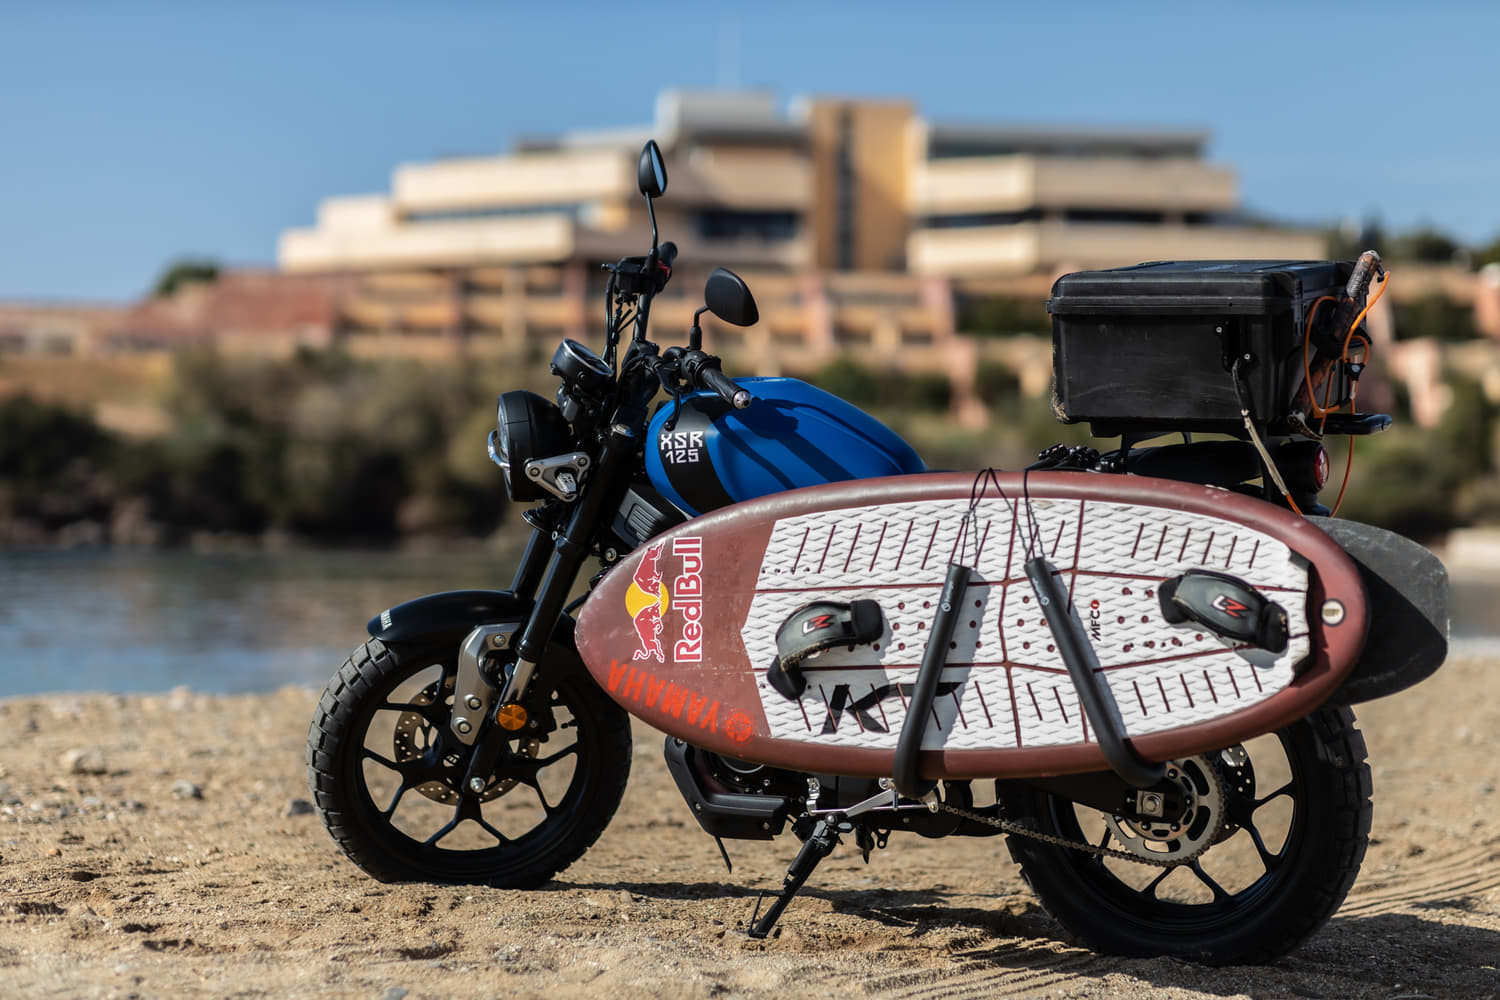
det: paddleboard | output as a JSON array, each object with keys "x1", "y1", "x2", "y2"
[{"x1": 573, "y1": 471, "x2": 1368, "y2": 780}]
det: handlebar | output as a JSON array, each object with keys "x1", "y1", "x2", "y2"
[
  {"x1": 608, "y1": 247, "x2": 676, "y2": 297},
  {"x1": 678, "y1": 348, "x2": 751, "y2": 409}
]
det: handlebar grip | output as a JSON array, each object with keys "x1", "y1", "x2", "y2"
[
  {"x1": 649, "y1": 242, "x2": 677, "y2": 294},
  {"x1": 1344, "y1": 249, "x2": 1383, "y2": 301},
  {"x1": 1331, "y1": 250, "x2": 1383, "y2": 334},
  {"x1": 680, "y1": 348, "x2": 751, "y2": 408},
  {"x1": 701, "y1": 366, "x2": 751, "y2": 409}
]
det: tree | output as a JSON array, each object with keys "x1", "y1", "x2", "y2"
[
  {"x1": 1392, "y1": 293, "x2": 1476, "y2": 342},
  {"x1": 1388, "y1": 227, "x2": 1462, "y2": 264},
  {"x1": 1478, "y1": 234, "x2": 1500, "y2": 269},
  {"x1": 152, "y1": 257, "x2": 220, "y2": 298}
]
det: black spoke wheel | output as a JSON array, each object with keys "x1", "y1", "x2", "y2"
[
  {"x1": 307, "y1": 637, "x2": 631, "y2": 887},
  {"x1": 1004, "y1": 705, "x2": 1371, "y2": 964}
]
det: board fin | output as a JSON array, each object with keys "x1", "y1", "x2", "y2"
[
  {"x1": 766, "y1": 599, "x2": 885, "y2": 699},
  {"x1": 1159, "y1": 570, "x2": 1289, "y2": 653}
]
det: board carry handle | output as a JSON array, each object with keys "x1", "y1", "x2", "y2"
[
  {"x1": 891, "y1": 563, "x2": 971, "y2": 800},
  {"x1": 766, "y1": 599, "x2": 886, "y2": 700},
  {"x1": 1025, "y1": 557, "x2": 1166, "y2": 790}
]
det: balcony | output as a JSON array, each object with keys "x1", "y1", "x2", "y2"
[
  {"x1": 280, "y1": 214, "x2": 578, "y2": 272},
  {"x1": 914, "y1": 156, "x2": 1238, "y2": 216},
  {"x1": 909, "y1": 221, "x2": 1327, "y2": 278},
  {"x1": 392, "y1": 148, "x2": 632, "y2": 214}
]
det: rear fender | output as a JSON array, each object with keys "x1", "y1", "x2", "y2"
[{"x1": 1314, "y1": 520, "x2": 1449, "y2": 703}]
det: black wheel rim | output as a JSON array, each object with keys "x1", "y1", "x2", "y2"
[
  {"x1": 1039, "y1": 727, "x2": 1311, "y2": 935},
  {"x1": 344, "y1": 653, "x2": 601, "y2": 880}
]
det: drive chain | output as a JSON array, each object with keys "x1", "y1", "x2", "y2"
[{"x1": 935, "y1": 758, "x2": 1223, "y2": 869}]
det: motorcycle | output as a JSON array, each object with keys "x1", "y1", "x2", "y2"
[{"x1": 305, "y1": 140, "x2": 1449, "y2": 964}]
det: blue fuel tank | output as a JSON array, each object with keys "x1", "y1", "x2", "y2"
[{"x1": 645, "y1": 377, "x2": 926, "y2": 517}]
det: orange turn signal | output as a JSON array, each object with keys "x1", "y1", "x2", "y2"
[{"x1": 495, "y1": 703, "x2": 529, "y2": 731}]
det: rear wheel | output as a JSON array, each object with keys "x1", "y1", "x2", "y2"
[
  {"x1": 306, "y1": 637, "x2": 631, "y2": 886},
  {"x1": 1004, "y1": 706, "x2": 1371, "y2": 964}
]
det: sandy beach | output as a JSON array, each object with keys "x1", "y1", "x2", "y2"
[{"x1": 2, "y1": 643, "x2": 1498, "y2": 1000}]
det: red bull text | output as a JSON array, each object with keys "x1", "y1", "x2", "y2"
[{"x1": 672, "y1": 536, "x2": 703, "y2": 662}]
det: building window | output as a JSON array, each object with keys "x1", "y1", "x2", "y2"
[
  {"x1": 836, "y1": 109, "x2": 856, "y2": 271},
  {"x1": 1061, "y1": 208, "x2": 1168, "y2": 226},
  {"x1": 403, "y1": 203, "x2": 589, "y2": 224},
  {"x1": 695, "y1": 210, "x2": 799, "y2": 242},
  {"x1": 921, "y1": 210, "x2": 1043, "y2": 229},
  {"x1": 833, "y1": 324, "x2": 872, "y2": 346}
]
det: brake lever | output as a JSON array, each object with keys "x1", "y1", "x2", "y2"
[{"x1": 656, "y1": 349, "x2": 687, "y2": 432}]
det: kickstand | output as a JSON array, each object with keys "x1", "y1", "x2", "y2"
[{"x1": 746, "y1": 817, "x2": 840, "y2": 939}]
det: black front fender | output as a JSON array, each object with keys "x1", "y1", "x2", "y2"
[
  {"x1": 367, "y1": 590, "x2": 583, "y2": 663},
  {"x1": 368, "y1": 590, "x2": 533, "y2": 648}
]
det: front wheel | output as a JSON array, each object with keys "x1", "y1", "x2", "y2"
[
  {"x1": 1004, "y1": 705, "x2": 1372, "y2": 965},
  {"x1": 306, "y1": 636, "x2": 631, "y2": 887}
]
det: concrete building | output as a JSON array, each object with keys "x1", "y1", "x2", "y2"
[
  {"x1": 0, "y1": 91, "x2": 1344, "y2": 425},
  {"x1": 275, "y1": 90, "x2": 1324, "y2": 393},
  {"x1": 0, "y1": 302, "x2": 125, "y2": 356},
  {"x1": 908, "y1": 121, "x2": 1327, "y2": 298}
]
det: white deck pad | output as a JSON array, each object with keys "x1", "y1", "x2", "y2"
[{"x1": 741, "y1": 496, "x2": 1310, "y2": 752}]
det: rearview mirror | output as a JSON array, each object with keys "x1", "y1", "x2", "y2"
[
  {"x1": 637, "y1": 140, "x2": 667, "y2": 198},
  {"x1": 704, "y1": 268, "x2": 758, "y2": 327}
]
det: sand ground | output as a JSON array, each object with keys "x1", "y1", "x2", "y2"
[{"x1": 2, "y1": 642, "x2": 1498, "y2": 999}]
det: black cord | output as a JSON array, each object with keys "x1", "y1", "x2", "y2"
[
  {"x1": 960, "y1": 466, "x2": 1040, "y2": 568},
  {"x1": 602, "y1": 272, "x2": 619, "y2": 369},
  {"x1": 1231, "y1": 354, "x2": 1299, "y2": 511}
]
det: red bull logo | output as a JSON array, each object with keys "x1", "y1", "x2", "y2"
[
  {"x1": 625, "y1": 542, "x2": 668, "y2": 662},
  {"x1": 623, "y1": 536, "x2": 705, "y2": 664}
]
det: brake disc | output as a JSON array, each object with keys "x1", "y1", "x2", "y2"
[{"x1": 393, "y1": 681, "x2": 538, "y2": 804}]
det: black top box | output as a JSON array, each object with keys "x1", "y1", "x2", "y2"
[{"x1": 1047, "y1": 260, "x2": 1353, "y2": 435}]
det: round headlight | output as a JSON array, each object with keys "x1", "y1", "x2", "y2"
[{"x1": 493, "y1": 390, "x2": 572, "y2": 501}]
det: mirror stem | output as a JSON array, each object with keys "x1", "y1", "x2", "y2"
[
  {"x1": 689, "y1": 307, "x2": 708, "y2": 350},
  {"x1": 645, "y1": 196, "x2": 660, "y2": 255}
]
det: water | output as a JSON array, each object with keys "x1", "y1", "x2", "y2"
[
  {"x1": 0, "y1": 543, "x2": 1496, "y2": 698},
  {"x1": 0, "y1": 543, "x2": 524, "y2": 697}
]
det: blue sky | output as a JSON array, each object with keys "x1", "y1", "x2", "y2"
[{"x1": 3, "y1": 1, "x2": 1497, "y2": 302}]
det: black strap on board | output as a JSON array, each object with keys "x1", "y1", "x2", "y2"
[
  {"x1": 1158, "y1": 569, "x2": 1289, "y2": 654},
  {"x1": 766, "y1": 599, "x2": 886, "y2": 700}
]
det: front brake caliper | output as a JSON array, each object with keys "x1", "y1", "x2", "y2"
[{"x1": 451, "y1": 623, "x2": 520, "y2": 745}]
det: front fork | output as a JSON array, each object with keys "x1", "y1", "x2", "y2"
[{"x1": 450, "y1": 422, "x2": 640, "y2": 791}]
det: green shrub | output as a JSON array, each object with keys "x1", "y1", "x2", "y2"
[
  {"x1": 1335, "y1": 377, "x2": 1494, "y2": 539},
  {"x1": 957, "y1": 296, "x2": 1051, "y2": 337},
  {"x1": 811, "y1": 357, "x2": 951, "y2": 412},
  {"x1": 1393, "y1": 294, "x2": 1476, "y2": 342}
]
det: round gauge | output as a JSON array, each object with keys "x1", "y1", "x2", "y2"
[{"x1": 552, "y1": 339, "x2": 613, "y2": 392}]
